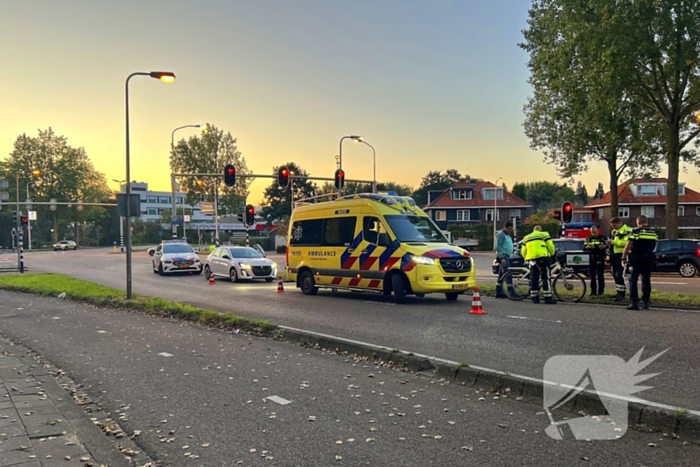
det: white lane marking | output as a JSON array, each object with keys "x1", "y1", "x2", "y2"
[
  {"x1": 157, "y1": 352, "x2": 174, "y2": 357},
  {"x1": 266, "y1": 395, "x2": 292, "y2": 405},
  {"x1": 507, "y1": 315, "x2": 562, "y2": 324},
  {"x1": 650, "y1": 281, "x2": 687, "y2": 285},
  {"x1": 97, "y1": 330, "x2": 107, "y2": 334},
  {"x1": 278, "y1": 325, "x2": 700, "y2": 416},
  {"x1": 52, "y1": 317, "x2": 60, "y2": 320}
]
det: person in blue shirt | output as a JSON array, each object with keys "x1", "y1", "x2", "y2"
[{"x1": 495, "y1": 221, "x2": 515, "y2": 298}]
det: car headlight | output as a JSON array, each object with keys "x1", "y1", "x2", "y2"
[
  {"x1": 239, "y1": 263, "x2": 251, "y2": 269},
  {"x1": 412, "y1": 256, "x2": 436, "y2": 265}
]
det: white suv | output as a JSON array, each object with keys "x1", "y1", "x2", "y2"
[{"x1": 148, "y1": 241, "x2": 202, "y2": 276}]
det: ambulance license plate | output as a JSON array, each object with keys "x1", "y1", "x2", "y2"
[{"x1": 452, "y1": 284, "x2": 469, "y2": 290}]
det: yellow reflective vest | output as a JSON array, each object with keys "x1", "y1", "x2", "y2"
[
  {"x1": 521, "y1": 230, "x2": 556, "y2": 261},
  {"x1": 611, "y1": 224, "x2": 633, "y2": 254}
]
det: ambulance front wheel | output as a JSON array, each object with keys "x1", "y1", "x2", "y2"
[
  {"x1": 299, "y1": 270, "x2": 318, "y2": 295},
  {"x1": 445, "y1": 293, "x2": 459, "y2": 301},
  {"x1": 391, "y1": 274, "x2": 407, "y2": 304}
]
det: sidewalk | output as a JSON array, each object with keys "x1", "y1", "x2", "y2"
[{"x1": 0, "y1": 337, "x2": 152, "y2": 467}]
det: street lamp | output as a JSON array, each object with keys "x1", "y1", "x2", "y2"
[
  {"x1": 26, "y1": 181, "x2": 35, "y2": 250},
  {"x1": 352, "y1": 136, "x2": 377, "y2": 193},
  {"x1": 338, "y1": 135, "x2": 361, "y2": 195},
  {"x1": 493, "y1": 177, "x2": 503, "y2": 252},
  {"x1": 170, "y1": 124, "x2": 203, "y2": 239},
  {"x1": 125, "y1": 71, "x2": 175, "y2": 299}
]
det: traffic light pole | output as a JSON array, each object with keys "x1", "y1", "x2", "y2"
[
  {"x1": 15, "y1": 173, "x2": 23, "y2": 273},
  {"x1": 245, "y1": 224, "x2": 249, "y2": 247}
]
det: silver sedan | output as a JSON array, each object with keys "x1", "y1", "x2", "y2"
[{"x1": 204, "y1": 246, "x2": 277, "y2": 282}]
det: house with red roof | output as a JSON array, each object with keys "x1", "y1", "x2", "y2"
[
  {"x1": 585, "y1": 178, "x2": 700, "y2": 235},
  {"x1": 423, "y1": 180, "x2": 532, "y2": 230}
]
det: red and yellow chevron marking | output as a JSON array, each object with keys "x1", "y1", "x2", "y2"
[{"x1": 328, "y1": 277, "x2": 383, "y2": 289}]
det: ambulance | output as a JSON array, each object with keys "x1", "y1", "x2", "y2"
[{"x1": 286, "y1": 193, "x2": 476, "y2": 304}]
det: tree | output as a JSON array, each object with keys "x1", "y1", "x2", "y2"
[
  {"x1": 594, "y1": 182, "x2": 605, "y2": 200},
  {"x1": 522, "y1": 0, "x2": 700, "y2": 237},
  {"x1": 412, "y1": 170, "x2": 474, "y2": 206},
  {"x1": 171, "y1": 124, "x2": 252, "y2": 216},
  {"x1": 260, "y1": 163, "x2": 317, "y2": 223},
  {"x1": 0, "y1": 128, "x2": 112, "y2": 243},
  {"x1": 512, "y1": 181, "x2": 576, "y2": 212},
  {"x1": 520, "y1": 0, "x2": 660, "y2": 218},
  {"x1": 575, "y1": 181, "x2": 589, "y2": 206}
]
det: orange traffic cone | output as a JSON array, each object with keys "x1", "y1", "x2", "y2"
[
  {"x1": 208, "y1": 271, "x2": 216, "y2": 285},
  {"x1": 469, "y1": 286, "x2": 485, "y2": 315},
  {"x1": 277, "y1": 276, "x2": 284, "y2": 293}
]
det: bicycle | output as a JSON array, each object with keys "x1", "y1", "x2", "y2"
[{"x1": 499, "y1": 259, "x2": 587, "y2": 303}]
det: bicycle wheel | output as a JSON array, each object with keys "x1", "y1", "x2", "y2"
[
  {"x1": 501, "y1": 270, "x2": 530, "y2": 301},
  {"x1": 552, "y1": 272, "x2": 586, "y2": 302}
]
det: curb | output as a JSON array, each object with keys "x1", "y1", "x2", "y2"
[
  {"x1": 1, "y1": 337, "x2": 159, "y2": 467},
  {"x1": 276, "y1": 326, "x2": 700, "y2": 443}
]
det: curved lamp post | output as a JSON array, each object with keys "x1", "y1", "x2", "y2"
[{"x1": 125, "y1": 71, "x2": 175, "y2": 299}]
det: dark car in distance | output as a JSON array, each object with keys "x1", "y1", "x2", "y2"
[
  {"x1": 492, "y1": 238, "x2": 591, "y2": 276},
  {"x1": 654, "y1": 239, "x2": 700, "y2": 278}
]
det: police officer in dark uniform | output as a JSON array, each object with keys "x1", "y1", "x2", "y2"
[
  {"x1": 584, "y1": 225, "x2": 608, "y2": 296},
  {"x1": 622, "y1": 215, "x2": 658, "y2": 310}
]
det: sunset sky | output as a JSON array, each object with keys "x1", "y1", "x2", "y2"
[{"x1": 2, "y1": 0, "x2": 699, "y2": 204}]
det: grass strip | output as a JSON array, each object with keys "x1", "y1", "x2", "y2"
[
  {"x1": 475, "y1": 283, "x2": 700, "y2": 308},
  {"x1": 0, "y1": 273, "x2": 276, "y2": 333}
]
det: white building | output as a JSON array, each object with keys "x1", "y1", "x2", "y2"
[{"x1": 119, "y1": 182, "x2": 211, "y2": 224}]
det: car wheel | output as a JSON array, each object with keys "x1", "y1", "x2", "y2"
[
  {"x1": 158, "y1": 264, "x2": 165, "y2": 276},
  {"x1": 265, "y1": 278, "x2": 274, "y2": 283},
  {"x1": 678, "y1": 261, "x2": 698, "y2": 278},
  {"x1": 299, "y1": 270, "x2": 318, "y2": 295},
  {"x1": 153, "y1": 262, "x2": 158, "y2": 274},
  {"x1": 204, "y1": 265, "x2": 211, "y2": 280},
  {"x1": 445, "y1": 292, "x2": 459, "y2": 301},
  {"x1": 391, "y1": 274, "x2": 407, "y2": 304},
  {"x1": 229, "y1": 268, "x2": 239, "y2": 283}
]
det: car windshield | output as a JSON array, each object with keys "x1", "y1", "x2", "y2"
[
  {"x1": 229, "y1": 248, "x2": 263, "y2": 259},
  {"x1": 384, "y1": 215, "x2": 447, "y2": 243},
  {"x1": 163, "y1": 244, "x2": 194, "y2": 254},
  {"x1": 556, "y1": 241, "x2": 584, "y2": 251}
]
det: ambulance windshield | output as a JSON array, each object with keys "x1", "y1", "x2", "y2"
[{"x1": 384, "y1": 215, "x2": 448, "y2": 243}]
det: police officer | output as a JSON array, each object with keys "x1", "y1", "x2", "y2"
[
  {"x1": 584, "y1": 225, "x2": 608, "y2": 296},
  {"x1": 608, "y1": 217, "x2": 633, "y2": 302},
  {"x1": 521, "y1": 225, "x2": 557, "y2": 304},
  {"x1": 622, "y1": 215, "x2": 658, "y2": 310},
  {"x1": 495, "y1": 221, "x2": 514, "y2": 298}
]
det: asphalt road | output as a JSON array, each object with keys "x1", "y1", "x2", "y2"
[
  {"x1": 19, "y1": 248, "x2": 700, "y2": 412},
  {"x1": 0, "y1": 291, "x2": 697, "y2": 466}
]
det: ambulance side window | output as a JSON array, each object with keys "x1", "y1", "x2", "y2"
[
  {"x1": 290, "y1": 220, "x2": 324, "y2": 246},
  {"x1": 363, "y1": 217, "x2": 389, "y2": 246},
  {"x1": 324, "y1": 217, "x2": 357, "y2": 247}
]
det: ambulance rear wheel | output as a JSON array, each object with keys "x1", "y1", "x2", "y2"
[
  {"x1": 415, "y1": 293, "x2": 425, "y2": 298},
  {"x1": 299, "y1": 270, "x2": 318, "y2": 295},
  {"x1": 391, "y1": 274, "x2": 407, "y2": 304}
]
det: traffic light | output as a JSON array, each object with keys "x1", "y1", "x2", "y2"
[
  {"x1": 20, "y1": 215, "x2": 28, "y2": 226},
  {"x1": 245, "y1": 204, "x2": 255, "y2": 226},
  {"x1": 334, "y1": 169, "x2": 345, "y2": 191},
  {"x1": 12, "y1": 211, "x2": 18, "y2": 225},
  {"x1": 561, "y1": 201, "x2": 574, "y2": 224},
  {"x1": 224, "y1": 164, "x2": 236, "y2": 187},
  {"x1": 278, "y1": 166, "x2": 290, "y2": 189},
  {"x1": 237, "y1": 213, "x2": 244, "y2": 223}
]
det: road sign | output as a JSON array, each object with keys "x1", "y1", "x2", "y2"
[
  {"x1": 28, "y1": 211, "x2": 37, "y2": 221},
  {"x1": 0, "y1": 180, "x2": 8, "y2": 189},
  {"x1": 199, "y1": 201, "x2": 214, "y2": 214},
  {"x1": 171, "y1": 220, "x2": 183, "y2": 225},
  {"x1": 50, "y1": 198, "x2": 57, "y2": 211},
  {"x1": 184, "y1": 215, "x2": 191, "y2": 223},
  {"x1": 0, "y1": 192, "x2": 8, "y2": 201},
  {"x1": 158, "y1": 231, "x2": 163, "y2": 237}
]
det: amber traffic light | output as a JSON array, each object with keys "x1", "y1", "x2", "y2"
[
  {"x1": 224, "y1": 164, "x2": 236, "y2": 187},
  {"x1": 196, "y1": 179, "x2": 204, "y2": 187}
]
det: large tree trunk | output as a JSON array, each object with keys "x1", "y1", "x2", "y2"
[
  {"x1": 666, "y1": 126, "x2": 680, "y2": 239},
  {"x1": 52, "y1": 213, "x2": 58, "y2": 243},
  {"x1": 607, "y1": 158, "x2": 619, "y2": 228}
]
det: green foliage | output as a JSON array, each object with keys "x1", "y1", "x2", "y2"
[
  {"x1": 511, "y1": 181, "x2": 576, "y2": 212},
  {"x1": 260, "y1": 163, "x2": 317, "y2": 223},
  {"x1": 447, "y1": 224, "x2": 494, "y2": 251},
  {"x1": 574, "y1": 181, "x2": 589, "y2": 206},
  {"x1": 171, "y1": 123, "x2": 251, "y2": 217},
  {"x1": 0, "y1": 273, "x2": 277, "y2": 332}
]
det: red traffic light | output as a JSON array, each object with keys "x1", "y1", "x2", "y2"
[
  {"x1": 278, "y1": 166, "x2": 290, "y2": 189},
  {"x1": 561, "y1": 201, "x2": 573, "y2": 224},
  {"x1": 224, "y1": 164, "x2": 236, "y2": 187},
  {"x1": 334, "y1": 169, "x2": 345, "y2": 190},
  {"x1": 245, "y1": 204, "x2": 255, "y2": 226}
]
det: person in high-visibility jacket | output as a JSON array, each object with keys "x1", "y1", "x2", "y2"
[
  {"x1": 622, "y1": 215, "x2": 658, "y2": 310},
  {"x1": 521, "y1": 225, "x2": 557, "y2": 304},
  {"x1": 584, "y1": 225, "x2": 608, "y2": 296},
  {"x1": 607, "y1": 217, "x2": 633, "y2": 301}
]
